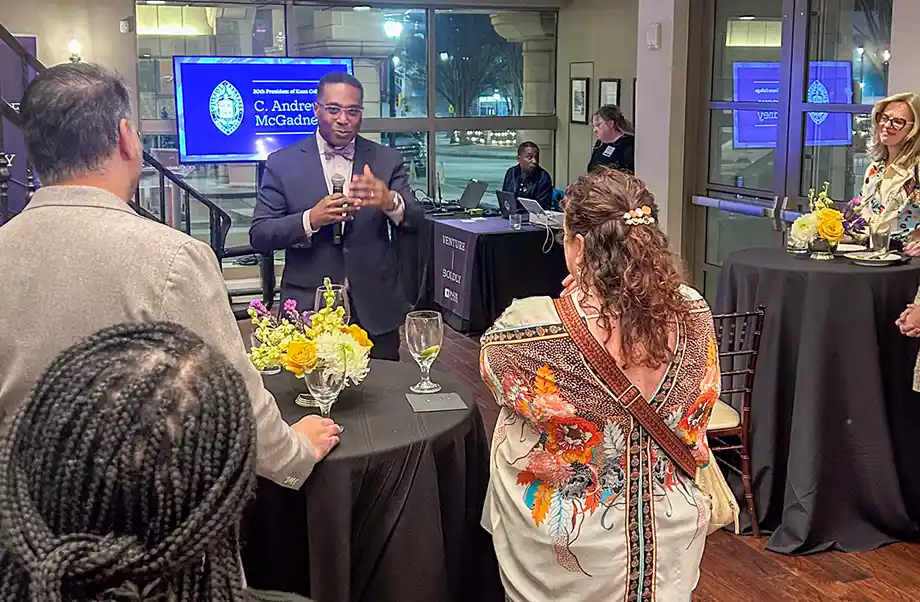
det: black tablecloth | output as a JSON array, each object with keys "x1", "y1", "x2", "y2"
[
  {"x1": 398, "y1": 214, "x2": 567, "y2": 333},
  {"x1": 241, "y1": 361, "x2": 503, "y2": 602},
  {"x1": 716, "y1": 247, "x2": 920, "y2": 554}
]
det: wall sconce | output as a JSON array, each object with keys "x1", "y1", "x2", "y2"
[{"x1": 67, "y1": 39, "x2": 82, "y2": 63}]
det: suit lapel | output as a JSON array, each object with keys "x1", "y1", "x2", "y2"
[
  {"x1": 352, "y1": 136, "x2": 372, "y2": 181},
  {"x1": 300, "y1": 135, "x2": 331, "y2": 196}
]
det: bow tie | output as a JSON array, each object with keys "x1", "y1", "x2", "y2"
[{"x1": 323, "y1": 143, "x2": 355, "y2": 161}]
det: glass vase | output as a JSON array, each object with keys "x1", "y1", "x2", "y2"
[{"x1": 808, "y1": 238, "x2": 837, "y2": 261}]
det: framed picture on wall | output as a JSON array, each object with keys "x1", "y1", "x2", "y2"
[
  {"x1": 570, "y1": 77, "x2": 590, "y2": 124},
  {"x1": 598, "y1": 79, "x2": 621, "y2": 107}
]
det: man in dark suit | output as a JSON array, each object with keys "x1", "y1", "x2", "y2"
[{"x1": 250, "y1": 72, "x2": 422, "y2": 361}]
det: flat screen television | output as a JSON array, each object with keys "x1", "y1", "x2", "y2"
[
  {"x1": 173, "y1": 56, "x2": 354, "y2": 163},
  {"x1": 731, "y1": 61, "x2": 854, "y2": 149}
]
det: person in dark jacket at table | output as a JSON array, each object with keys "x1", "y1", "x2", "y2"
[
  {"x1": 588, "y1": 104, "x2": 635, "y2": 174},
  {"x1": 501, "y1": 141, "x2": 554, "y2": 210}
]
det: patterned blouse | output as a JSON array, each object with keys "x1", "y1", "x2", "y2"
[
  {"x1": 858, "y1": 159, "x2": 920, "y2": 238},
  {"x1": 479, "y1": 288, "x2": 719, "y2": 602}
]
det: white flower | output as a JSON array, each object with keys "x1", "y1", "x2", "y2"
[
  {"x1": 790, "y1": 213, "x2": 818, "y2": 246},
  {"x1": 315, "y1": 329, "x2": 370, "y2": 385}
]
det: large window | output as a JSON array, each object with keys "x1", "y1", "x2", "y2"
[
  {"x1": 434, "y1": 131, "x2": 555, "y2": 205},
  {"x1": 433, "y1": 10, "x2": 556, "y2": 117},
  {"x1": 135, "y1": 2, "x2": 559, "y2": 282},
  {"x1": 704, "y1": 0, "x2": 890, "y2": 203},
  {"x1": 290, "y1": 6, "x2": 428, "y2": 118},
  {"x1": 136, "y1": 1, "x2": 288, "y2": 256},
  {"x1": 694, "y1": 0, "x2": 892, "y2": 298}
]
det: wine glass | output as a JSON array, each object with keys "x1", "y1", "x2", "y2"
[
  {"x1": 315, "y1": 284, "x2": 350, "y2": 324},
  {"x1": 405, "y1": 311, "x2": 443, "y2": 394},
  {"x1": 302, "y1": 350, "x2": 347, "y2": 417}
]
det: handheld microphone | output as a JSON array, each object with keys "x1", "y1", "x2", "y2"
[{"x1": 332, "y1": 172, "x2": 346, "y2": 245}]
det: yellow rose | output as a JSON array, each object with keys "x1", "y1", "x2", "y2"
[
  {"x1": 345, "y1": 324, "x2": 374, "y2": 349},
  {"x1": 284, "y1": 339, "x2": 318, "y2": 378},
  {"x1": 815, "y1": 208, "x2": 844, "y2": 244}
]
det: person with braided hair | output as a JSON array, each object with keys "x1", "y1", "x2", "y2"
[
  {"x1": 0, "y1": 63, "x2": 340, "y2": 490},
  {"x1": 0, "y1": 321, "x2": 314, "y2": 601}
]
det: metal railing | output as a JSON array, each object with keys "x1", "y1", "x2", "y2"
[
  {"x1": 691, "y1": 195, "x2": 804, "y2": 231},
  {"x1": 0, "y1": 22, "x2": 275, "y2": 313}
]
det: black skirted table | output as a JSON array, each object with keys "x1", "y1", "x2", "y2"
[
  {"x1": 398, "y1": 214, "x2": 567, "y2": 333},
  {"x1": 241, "y1": 361, "x2": 503, "y2": 602},
  {"x1": 716, "y1": 247, "x2": 920, "y2": 554}
]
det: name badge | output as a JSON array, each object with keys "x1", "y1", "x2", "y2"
[{"x1": 602, "y1": 145, "x2": 615, "y2": 158}]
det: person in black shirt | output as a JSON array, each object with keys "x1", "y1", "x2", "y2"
[
  {"x1": 502, "y1": 141, "x2": 554, "y2": 209},
  {"x1": 588, "y1": 104, "x2": 635, "y2": 174}
]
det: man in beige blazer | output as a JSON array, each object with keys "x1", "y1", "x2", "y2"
[{"x1": 0, "y1": 63, "x2": 340, "y2": 489}]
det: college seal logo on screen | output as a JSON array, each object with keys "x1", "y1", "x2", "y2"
[
  {"x1": 806, "y1": 79, "x2": 830, "y2": 126},
  {"x1": 209, "y1": 80, "x2": 244, "y2": 136}
]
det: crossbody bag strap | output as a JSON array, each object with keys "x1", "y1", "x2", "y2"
[{"x1": 553, "y1": 295, "x2": 698, "y2": 477}]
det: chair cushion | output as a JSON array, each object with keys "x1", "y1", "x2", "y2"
[{"x1": 708, "y1": 399, "x2": 741, "y2": 431}]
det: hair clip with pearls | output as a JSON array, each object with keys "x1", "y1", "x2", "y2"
[{"x1": 623, "y1": 206, "x2": 655, "y2": 226}]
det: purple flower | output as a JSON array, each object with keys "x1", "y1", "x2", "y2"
[
  {"x1": 249, "y1": 300, "x2": 267, "y2": 314},
  {"x1": 843, "y1": 197, "x2": 867, "y2": 236},
  {"x1": 283, "y1": 298, "x2": 301, "y2": 322}
]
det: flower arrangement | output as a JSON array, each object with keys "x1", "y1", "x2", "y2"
[
  {"x1": 248, "y1": 278, "x2": 372, "y2": 385},
  {"x1": 789, "y1": 182, "x2": 845, "y2": 258},
  {"x1": 843, "y1": 197, "x2": 868, "y2": 239}
]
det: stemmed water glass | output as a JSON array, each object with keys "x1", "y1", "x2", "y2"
[
  {"x1": 315, "y1": 284, "x2": 350, "y2": 324},
  {"x1": 301, "y1": 348, "x2": 347, "y2": 417},
  {"x1": 405, "y1": 311, "x2": 443, "y2": 394}
]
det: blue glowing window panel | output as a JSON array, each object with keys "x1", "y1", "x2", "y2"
[
  {"x1": 731, "y1": 61, "x2": 854, "y2": 149},
  {"x1": 173, "y1": 56, "x2": 354, "y2": 163}
]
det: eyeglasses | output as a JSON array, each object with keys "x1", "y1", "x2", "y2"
[
  {"x1": 876, "y1": 112, "x2": 913, "y2": 131},
  {"x1": 318, "y1": 103, "x2": 364, "y2": 119}
]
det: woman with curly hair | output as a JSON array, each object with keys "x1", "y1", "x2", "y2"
[
  {"x1": 0, "y1": 322, "x2": 265, "y2": 602},
  {"x1": 479, "y1": 168, "x2": 720, "y2": 601}
]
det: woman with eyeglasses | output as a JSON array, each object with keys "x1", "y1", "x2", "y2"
[{"x1": 855, "y1": 92, "x2": 920, "y2": 249}]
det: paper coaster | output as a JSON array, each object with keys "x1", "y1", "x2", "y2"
[{"x1": 406, "y1": 392, "x2": 468, "y2": 413}]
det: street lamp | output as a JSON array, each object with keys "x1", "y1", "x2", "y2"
[
  {"x1": 439, "y1": 52, "x2": 450, "y2": 62},
  {"x1": 384, "y1": 20, "x2": 403, "y2": 39}
]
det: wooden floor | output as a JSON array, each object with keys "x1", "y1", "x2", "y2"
[{"x1": 422, "y1": 325, "x2": 920, "y2": 601}]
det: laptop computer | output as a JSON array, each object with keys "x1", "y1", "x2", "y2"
[
  {"x1": 496, "y1": 190, "x2": 522, "y2": 219},
  {"x1": 457, "y1": 179, "x2": 489, "y2": 210},
  {"x1": 518, "y1": 197, "x2": 564, "y2": 229}
]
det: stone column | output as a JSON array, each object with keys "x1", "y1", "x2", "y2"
[{"x1": 491, "y1": 12, "x2": 556, "y2": 176}]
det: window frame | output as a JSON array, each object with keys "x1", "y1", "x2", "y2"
[
  {"x1": 137, "y1": 2, "x2": 561, "y2": 201},
  {"x1": 696, "y1": 0, "x2": 884, "y2": 209}
]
